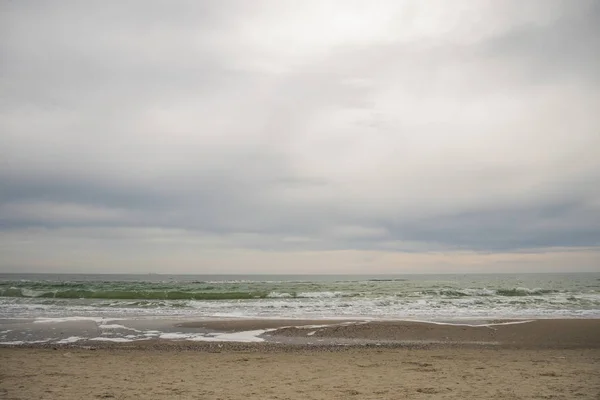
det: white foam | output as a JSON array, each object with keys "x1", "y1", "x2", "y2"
[
  {"x1": 267, "y1": 292, "x2": 293, "y2": 298},
  {"x1": 56, "y1": 336, "x2": 84, "y2": 344},
  {"x1": 0, "y1": 339, "x2": 49, "y2": 345},
  {"x1": 89, "y1": 337, "x2": 143, "y2": 343},
  {"x1": 34, "y1": 317, "x2": 124, "y2": 324},
  {"x1": 21, "y1": 288, "x2": 44, "y2": 297},
  {"x1": 158, "y1": 332, "x2": 195, "y2": 340},
  {"x1": 158, "y1": 332, "x2": 223, "y2": 342},
  {"x1": 266, "y1": 290, "x2": 350, "y2": 299},
  {"x1": 285, "y1": 321, "x2": 370, "y2": 330},
  {"x1": 297, "y1": 291, "x2": 344, "y2": 298},
  {"x1": 211, "y1": 329, "x2": 268, "y2": 342},
  {"x1": 294, "y1": 324, "x2": 331, "y2": 329},
  {"x1": 386, "y1": 319, "x2": 536, "y2": 327},
  {"x1": 98, "y1": 324, "x2": 140, "y2": 332},
  {"x1": 478, "y1": 320, "x2": 535, "y2": 327},
  {"x1": 157, "y1": 329, "x2": 268, "y2": 343}
]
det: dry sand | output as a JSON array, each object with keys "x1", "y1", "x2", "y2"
[
  {"x1": 2, "y1": 346, "x2": 599, "y2": 399},
  {"x1": 1, "y1": 319, "x2": 599, "y2": 399}
]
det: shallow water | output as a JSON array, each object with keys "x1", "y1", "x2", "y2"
[{"x1": 1, "y1": 273, "x2": 598, "y2": 321}]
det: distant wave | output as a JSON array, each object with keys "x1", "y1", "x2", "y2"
[
  {"x1": 266, "y1": 291, "x2": 359, "y2": 299},
  {"x1": 0, "y1": 288, "x2": 270, "y2": 300},
  {"x1": 0, "y1": 285, "x2": 571, "y2": 301},
  {"x1": 421, "y1": 287, "x2": 558, "y2": 297}
]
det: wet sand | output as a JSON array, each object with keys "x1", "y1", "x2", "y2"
[
  {"x1": 184, "y1": 318, "x2": 600, "y2": 348},
  {"x1": 1, "y1": 319, "x2": 600, "y2": 399}
]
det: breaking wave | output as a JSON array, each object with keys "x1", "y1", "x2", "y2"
[
  {"x1": 0, "y1": 288, "x2": 270, "y2": 300},
  {"x1": 422, "y1": 288, "x2": 559, "y2": 297}
]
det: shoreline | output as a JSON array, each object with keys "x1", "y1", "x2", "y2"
[{"x1": 2, "y1": 318, "x2": 599, "y2": 349}]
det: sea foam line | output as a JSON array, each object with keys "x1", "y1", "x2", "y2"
[
  {"x1": 34, "y1": 316, "x2": 125, "y2": 324},
  {"x1": 389, "y1": 319, "x2": 536, "y2": 327},
  {"x1": 158, "y1": 329, "x2": 271, "y2": 343}
]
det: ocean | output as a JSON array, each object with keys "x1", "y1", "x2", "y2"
[{"x1": 1, "y1": 273, "x2": 599, "y2": 321}]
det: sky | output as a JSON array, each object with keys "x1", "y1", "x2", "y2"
[{"x1": 1, "y1": 1, "x2": 599, "y2": 274}]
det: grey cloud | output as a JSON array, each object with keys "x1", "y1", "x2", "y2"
[
  {"x1": 382, "y1": 201, "x2": 600, "y2": 252},
  {"x1": 480, "y1": 0, "x2": 600, "y2": 84},
  {"x1": 1, "y1": 1, "x2": 599, "y2": 272}
]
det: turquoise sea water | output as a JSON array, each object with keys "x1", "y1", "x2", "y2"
[{"x1": 1, "y1": 273, "x2": 599, "y2": 321}]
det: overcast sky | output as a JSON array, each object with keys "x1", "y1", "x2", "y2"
[{"x1": 1, "y1": 1, "x2": 599, "y2": 274}]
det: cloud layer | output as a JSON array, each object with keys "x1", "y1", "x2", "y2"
[{"x1": 1, "y1": 1, "x2": 599, "y2": 273}]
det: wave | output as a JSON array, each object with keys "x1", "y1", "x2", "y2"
[
  {"x1": 0, "y1": 286, "x2": 567, "y2": 300},
  {"x1": 496, "y1": 288, "x2": 557, "y2": 296},
  {"x1": 421, "y1": 289, "x2": 493, "y2": 297},
  {"x1": 421, "y1": 288, "x2": 558, "y2": 297},
  {"x1": 0, "y1": 288, "x2": 270, "y2": 300},
  {"x1": 267, "y1": 291, "x2": 359, "y2": 299}
]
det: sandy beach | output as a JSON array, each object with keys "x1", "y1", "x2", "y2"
[
  {"x1": 2, "y1": 319, "x2": 600, "y2": 399},
  {"x1": 182, "y1": 318, "x2": 600, "y2": 348},
  {"x1": 1, "y1": 346, "x2": 599, "y2": 399}
]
